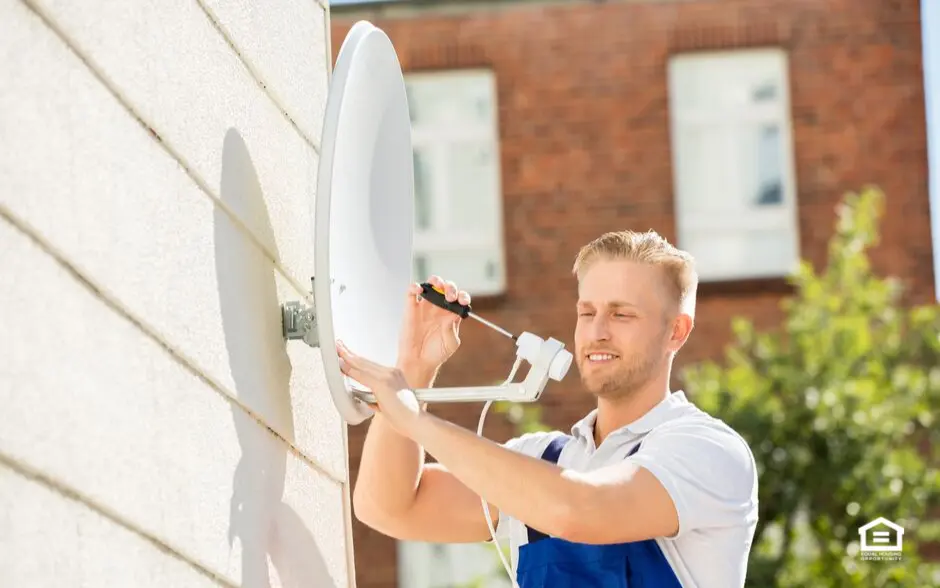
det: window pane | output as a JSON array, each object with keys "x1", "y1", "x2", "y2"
[
  {"x1": 446, "y1": 142, "x2": 498, "y2": 232},
  {"x1": 454, "y1": 73, "x2": 496, "y2": 124},
  {"x1": 682, "y1": 227, "x2": 796, "y2": 280},
  {"x1": 670, "y1": 50, "x2": 784, "y2": 113},
  {"x1": 752, "y1": 81, "x2": 779, "y2": 104},
  {"x1": 675, "y1": 125, "x2": 739, "y2": 215},
  {"x1": 397, "y1": 541, "x2": 512, "y2": 588},
  {"x1": 428, "y1": 544, "x2": 450, "y2": 586},
  {"x1": 406, "y1": 71, "x2": 495, "y2": 126},
  {"x1": 677, "y1": 122, "x2": 785, "y2": 215},
  {"x1": 753, "y1": 124, "x2": 784, "y2": 206},
  {"x1": 405, "y1": 80, "x2": 450, "y2": 126},
  {"x1": 413, "y1": 147, "x2": 434, "y2": 230},
  {"x1": 413, "y1": 255, "x2": 428, "y2": 283},
  {"x1": 755, "y1": 125, "x2": 783, "y2": 206},
  {"x1": 732, "y1": 122, "x2": 785, "y2": 208},
  {"x1": 414, "y1": 249, "x2": 503, "y2": 294}
]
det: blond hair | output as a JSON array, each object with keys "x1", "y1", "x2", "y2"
[{"x1": 572, "y1": 230, "x2": 698, "y2": 318}]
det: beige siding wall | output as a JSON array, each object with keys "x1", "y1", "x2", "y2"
[{"x1": 0, "y1": 0, "x2": 355, "y2": 585}]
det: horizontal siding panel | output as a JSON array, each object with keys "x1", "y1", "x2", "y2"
[
  {"x1": 0, "y1": 219, "x2": 349, "y2": 587},
  {"x1": 199, "y1": 0, "x2": 330, "y2": 146},
  {"x1": 0, "y1": 0, "x2": 346, "y2": 481},
  {"x1": 28, "y1": 0, "x2": 320, "y2": 284},
  {"x1": 0, "y1": 465, "x2": 223, "y2": 588}
]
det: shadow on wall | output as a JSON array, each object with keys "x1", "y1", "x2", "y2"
[{"x1": 215, "y1": 128, "x2": 336, "y2": 587}]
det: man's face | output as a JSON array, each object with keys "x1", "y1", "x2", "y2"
[{"x1": 574, "y1": 258, "x2": 677, "y2": 400}]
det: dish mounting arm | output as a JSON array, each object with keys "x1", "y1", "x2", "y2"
[{"x1": 281, "y1": 286, "x2": 572, "y2": 409}]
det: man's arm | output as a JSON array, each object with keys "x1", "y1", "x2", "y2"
[
  {"x1": 351, "y1": 362, "x2": 501, "y2": 543},
  {"x1": 407, "y1": 413, "x2": 758, "y2": 545}
]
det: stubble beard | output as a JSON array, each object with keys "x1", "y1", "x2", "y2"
[{"x1": 579, "y1": 349, "x2": 662, "y2": 401}]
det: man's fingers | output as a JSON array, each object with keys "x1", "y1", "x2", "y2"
[
  {"x1": 336, "y1": 347, "x2": 358, "y2": 376},
  {"x1": 419, "y1": 275, "x2": 468, "y2": 307},
  {"x1": 337, "y1": 341, "x2": 366, "y2": 376},
  {"x1": 443, "y1": 280, "x2": 458, "y2": 302},
  {"x1": 407, "y1": 282, "x2": 423, "y2": 304},
  {"x1": 338, "y1": 357, "x2": 379, "y2": 391},
  {"x1": 337, "y1": 341, "x2": 390, "y2": 383},
  {"x1": 339, "y1": 344, "x2": 381, "y2": 372}
]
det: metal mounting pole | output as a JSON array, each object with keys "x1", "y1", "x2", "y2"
[{"x1": 281, "y1": 277, "x2": 319, "y2": 348}]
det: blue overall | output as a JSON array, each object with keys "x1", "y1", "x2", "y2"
[{"x1": 515, "y1": 435, "x2": 684, "y2": 588}]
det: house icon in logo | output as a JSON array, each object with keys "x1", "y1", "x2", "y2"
[{"x1": 858, "y1": 517, "x2": 904, "y2": 552}]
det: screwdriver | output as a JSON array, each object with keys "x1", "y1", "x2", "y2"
[{"x1": 419, "y1": 283, "x2": 517, "y2": 341}]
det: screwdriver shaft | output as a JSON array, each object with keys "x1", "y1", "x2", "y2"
[{"x1": 468, "y1": 312, "x2": 516, "y2": 340}]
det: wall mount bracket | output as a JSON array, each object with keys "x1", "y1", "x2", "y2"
[{"x1": 281, "y1": 277, "x2": 319, "y2": 348}]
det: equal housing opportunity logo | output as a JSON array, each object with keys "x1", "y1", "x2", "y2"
[{"x1": 858, "y1": 517, "x2": 904, "y2": 562}]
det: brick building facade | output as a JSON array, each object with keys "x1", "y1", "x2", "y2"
[{"x1": 330, "y1": 1, "x2": 935, "y2": 586}]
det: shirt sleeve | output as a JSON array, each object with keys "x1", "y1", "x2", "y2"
[{"x1": 627, "y1": 418, "x2": 759, "y2": 538}]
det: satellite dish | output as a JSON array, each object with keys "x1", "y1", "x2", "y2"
[
  {"x1": 281, "y1": 21, "x2": 573, "y2": 426},
  {"x1": 281, "y1": 21, "x2": 412, "y2": 425},
  {"x1": 313, "y1": 20, "x2": 415, "y2": 425}
]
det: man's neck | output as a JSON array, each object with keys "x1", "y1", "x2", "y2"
[{"x1": 593, "y1": 379, "x2": 671, "y2": 448}]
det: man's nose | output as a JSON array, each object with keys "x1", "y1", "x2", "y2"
[{"x1": 587, "y1": 315, "x2": 611, "y2": 340}]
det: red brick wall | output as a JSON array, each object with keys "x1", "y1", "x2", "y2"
[{"x1": 330, "y1": 1, "x2": 933, "y2": 586}]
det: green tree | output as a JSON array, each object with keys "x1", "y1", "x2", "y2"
[
  {"x1": 487, "y1": 187, "x2": 940, "y2": 587},
  {"x1": 680, "y1": 186, "x2": 940, "y2": 586}
]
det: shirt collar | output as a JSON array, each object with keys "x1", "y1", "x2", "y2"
[{"x1": 570, "y1": 390, "x2": 691, "y2": 441}]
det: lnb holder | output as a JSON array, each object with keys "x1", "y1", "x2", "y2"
[{"x1": 352, "y1": 332, "x2": 573, "y2": 405}]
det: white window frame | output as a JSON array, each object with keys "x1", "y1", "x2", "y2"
[
  {"x1": 397, "y1": 540, "x2": 512, "y2": 588},
  {"x1": 405, "y1": 68, "x2": 507, "y2": 296},
  {"x1": 667, "y1": 48, "x2": 801, "y2": 282}
]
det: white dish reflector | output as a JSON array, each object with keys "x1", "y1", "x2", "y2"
[{"x1": 314, "y1": 21, "x2": 414, "y2": 425}]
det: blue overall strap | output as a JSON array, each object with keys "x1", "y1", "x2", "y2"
[
  {"x1": 627, "y1": 440, "x2": 641, "y2": 457},
  {"x1": 541, "y1": 434, "x2": 571, "y2": 464},
  {"x1": 526, "y1": 435, "x2": 572, "y2": 544}
]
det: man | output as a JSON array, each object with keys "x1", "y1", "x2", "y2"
[{"x1": 337, "y1": 230, "x2": 759, "y2": 587}]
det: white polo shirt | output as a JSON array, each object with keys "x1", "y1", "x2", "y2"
[{"x1": 492, "y1": 390, "x2": 759, "y2": 588}]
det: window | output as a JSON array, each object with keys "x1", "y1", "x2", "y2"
[
  {"x1": 667, "y1": 48, "x2": 800, "y2": 282},
  {"x1": 405, "y1": 69, "x2": 507, "y2": 295},
  {"x1": 398, "y1": 540, "x2": 512, "y2": 588}
]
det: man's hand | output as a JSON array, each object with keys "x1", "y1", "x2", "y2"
[
  {"x1": 337, "y1": 340, "x2": 423, "y2": 434},
  {"x1": 397, "y1": 276, "x2": 472, "y2": 374}
]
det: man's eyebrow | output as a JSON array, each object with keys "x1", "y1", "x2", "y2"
[
  {"x1": 576, "y1": 300, "x2": 639, "y2": 309},
  {"x1": 609, "y1": 300, "x2": 639, "y2": 308}
]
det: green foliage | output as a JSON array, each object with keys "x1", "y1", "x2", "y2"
[
  {"x1": 483, "y1": 186, "x2": 940, "y2": 586},
  {"x1": 452, "y1": 543, "x2": 514, "y2": 588},
  {"x1": 491, "y1": 400, "x2": 553, "y2": 435},
  {"x1": 680, "y1": 186, "x2": 940, "y2": 587}
]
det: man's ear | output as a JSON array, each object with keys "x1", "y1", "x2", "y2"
[{"x1": 668, "y1": 313, "x2": 694, "y2": 353}]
